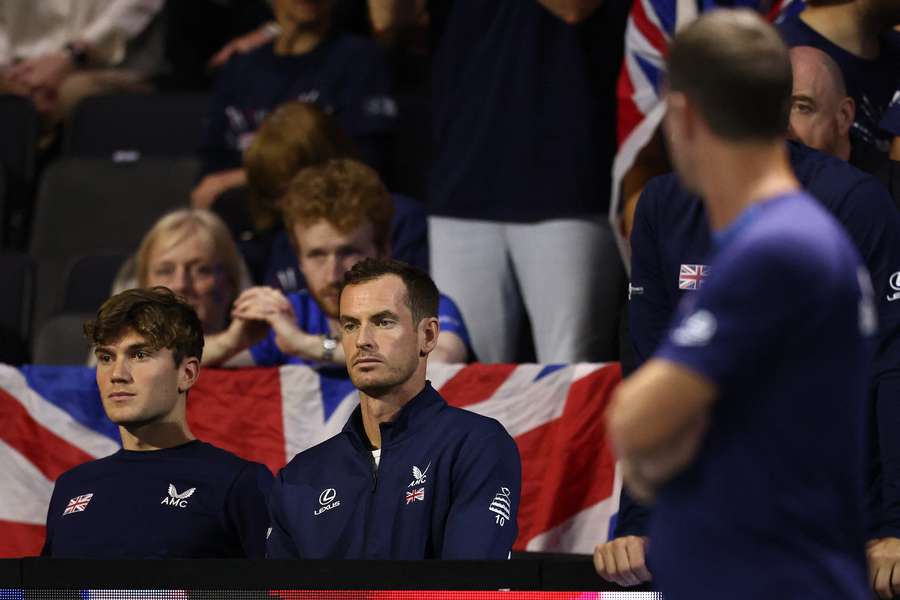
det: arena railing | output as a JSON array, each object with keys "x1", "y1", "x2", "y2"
[{"x1": 0, "y1": 555, "x2": 657, "y2": 592}]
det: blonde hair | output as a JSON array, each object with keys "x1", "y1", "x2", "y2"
[{"x1": 135, "y1": 209, "x2": 252, "y2": 297}]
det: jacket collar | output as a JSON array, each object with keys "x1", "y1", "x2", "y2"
[{"x1": 343, "y1": 381, "x2": 445, "y2": 451}]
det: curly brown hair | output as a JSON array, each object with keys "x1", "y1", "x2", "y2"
[
  {"x1": 244, "y1": 101, "x2": 355, "y2": 231},
  {"x1": 84, "y1": 287, "x2": 204, "y2": 365},
  {"x1": 282, "y1": 158, "x2": 394, "y2": 253}
]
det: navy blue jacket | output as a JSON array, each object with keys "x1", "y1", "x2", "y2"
[
  {"x1": 42, "y1": 440, "x2": 273, "y2": 558},
  {"x1": 619, "y1": 141, "x2": 900, "y2": 540},
  {"x1": 267, "y1": 382, "x2": 521, "y2": 559}
]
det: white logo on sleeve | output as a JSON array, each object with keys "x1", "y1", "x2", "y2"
[
  {"x1": 314, "y1": 488, "x2": 340, "y2": 516},
  {"x1": 671, "y1": 310, "x2": 717, "y2": 347},
  {"x1": 887, "y1": 271, "x2": 900, "y2": 302},
  {"x1": 409, "y1": 462, "x2": 431, "y2": 487},
  {"x1": 489, "y1": 487, "x2": 512, "y2": 526},
  {"x1": 161, "y1": 484, "x2": 195, "y2": 508}
]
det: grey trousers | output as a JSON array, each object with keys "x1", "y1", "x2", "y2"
[{"x1": 429, "y1": 216, "x2": 624, "y2": 364}]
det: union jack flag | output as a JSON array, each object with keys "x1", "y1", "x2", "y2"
[
  {"x1": 406, "y1": 487, "x2": 425, "y2": 504},
  {"x1": 0, "y1": 362, "x2": 621, "y2": 557},
  {"x1": 610, "y1": 0, "x2": 805, "y2": 266},
  {"x1": 62, "y1": 493, "x2": 93, "y2": 516},
  {"x1": 679, "y1": 264, "x2": 710, "y2": 290}
]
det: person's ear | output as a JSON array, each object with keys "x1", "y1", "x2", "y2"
[
  {"x1": 836, "y1": 96, "x2": 855, "y2": 137},
  {"x1": 419, "y1": 317, "x2": 439, "y2": 357},
  {"x1": 664, "y1": 91, "x2": 694, "y2": 142},
  {"x1": 178, "y1": 357, "x2": 201, "y2": 394}
]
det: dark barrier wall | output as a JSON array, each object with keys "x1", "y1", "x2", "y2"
[{"x1": 0, "y1": 558, "x2": 655, "y2": 592}]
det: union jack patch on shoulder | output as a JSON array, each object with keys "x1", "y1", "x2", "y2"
[
  {"x1": 63, "y1": 493, "x2": 93, "y2": 515},
  {"x1": 679, "y1": 264, "x2": 710, "y2": 290}
]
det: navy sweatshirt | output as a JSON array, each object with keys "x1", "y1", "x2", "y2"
[
  {"x1": 42, "y1": 440, "x2": 273, "y2": 558},
  {"x1": 200, "y1": 34, "x2": 396, "y2": 177},
  {"x1": 618, "y1": 141, "x2": 900, "y2": 541},
  {"x1": 267, "y1": 382, "x2": 521, "y2": 559},
  {"x1": 427, "y1": 0, "x2": 627, "y2": 221}
]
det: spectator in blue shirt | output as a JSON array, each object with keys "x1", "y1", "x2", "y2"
[
  {"x1": 42, "y1": 288, "x2": 272, "y2": 558},
  {"x1": 776, "y1": 0, "x2": 900, "y2": 176},
  {"x1": 203, "y1": 159, "x2": 470, "y2": 367},
  {"x1": 267, "y1": 258, "x2": 520, "y2": 559},
  {"x1": 237, "y1": 100, "x2": 428, "y2": 288}
]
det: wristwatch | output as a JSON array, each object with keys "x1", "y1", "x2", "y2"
[
  {"x1": 64, "y1": 43, "x2": 88, "y2": 67},
  {"x1": 321, "y1": 334, "x2": 339, "y2": 362}
]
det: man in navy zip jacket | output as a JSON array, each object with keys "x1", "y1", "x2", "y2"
[
  {"x1": 267, "y1": 258, "x2": 521, "y2": 559},
  {"x1": 42, "y1": 288, "x2": 273, "y2": 558}
]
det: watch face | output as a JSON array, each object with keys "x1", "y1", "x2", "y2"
[{"x1": 323, "y1": 338, "x2": 338, "y2": 351}]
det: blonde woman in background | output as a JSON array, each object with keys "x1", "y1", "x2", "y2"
[{"x1": 112, "y1": 209, "x2": 252, "y2": 334}]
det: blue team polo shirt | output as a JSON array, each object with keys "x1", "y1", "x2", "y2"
[
  {"x1": 250, "y1": 290, "x2": 472, "y2": 367},
  {"x1": 649, "y1": 192, "x2": 874, "y2": 599}
]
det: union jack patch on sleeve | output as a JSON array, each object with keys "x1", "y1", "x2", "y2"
[{"x1": 679, "y1": 264, "x2": 710, "y2": 290}]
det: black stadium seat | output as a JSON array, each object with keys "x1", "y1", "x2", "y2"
[
  {"x1": 62, "y1": 252, "x2": 127, "y2": 314},
  {"x1": 32, "y1": 313, "x2": 93, "y2": 365},
  {"x1": 0, "y1": 95, "x2": 39, "y2": 247},
  {"x1": 63, "y1": 93, "x2": 209, "y2": 158},
  {"x1": 0, "y1": 252, "x2": 34, "y2": 364},
  {"x1": 29, "y1": 157, "x2": 198, "y2": 329}
]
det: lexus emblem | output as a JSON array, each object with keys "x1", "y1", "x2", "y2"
[{"x1": 319, "y1": 488, "x2": 336, "y2": 505}]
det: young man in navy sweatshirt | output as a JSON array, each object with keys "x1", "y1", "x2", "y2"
[
  {"x1": 267, "y1": 258, "x2": 521, "y2": 559},
  {"x1": 41, "y1": 287, "x2": 273, "y2": 558}
]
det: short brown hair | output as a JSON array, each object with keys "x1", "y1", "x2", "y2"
[
  {"x1": 340, "y1": 258, "x2": 438, "y2": 326},
  {"x1": 244, "y1": 102, "x2": 355, "y2": 231},
  {"x1": 84, "y1": 287, "x2": 204, "y2": 365},
  {"x1": 282, "y1": 158, "x2": 394, "y2": 253},
  {"x1": 667, "y1": 9, "x2": 792, "y2": 141}
]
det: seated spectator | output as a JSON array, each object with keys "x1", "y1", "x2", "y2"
[
  {"x1": 788, "y1": 46, "x2": 855, "y2": 161},
  {"x1": 42, "y1": 287, "x2": 272, "y2": 558},
  {"x1": 788, "y1": 44, "x2": 900, "y2": 207},
  {"x1": 232, "y1": 100, "x2": 427, "y2": 289},
  {"x1": 203, "y1": 158, "x2": 469, "y2": 367},
  {"x1": 192, "y1": 0, "x2": 396, "y2": 209},
  {"x1": 115, "y1": 209, "x2": 252, "y2": 335},
  {"x1": 0, "y1": 0, "x2": 163, "y2": 119},
  {"x1": 777, "y1": 0, "x2": 900, "y2": 174}
]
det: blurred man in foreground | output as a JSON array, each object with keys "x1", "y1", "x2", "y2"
[{"x1": 605, "y1": 10, "x2": 875, "y2": 599}]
